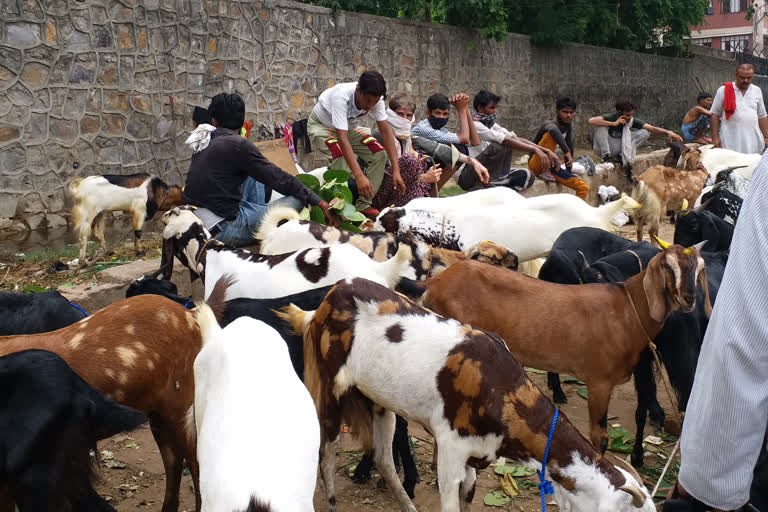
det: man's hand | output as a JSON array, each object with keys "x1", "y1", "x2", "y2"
[
  {"x1": 392, "y1": 172, "x2": 406, "y2": 195},
  {"x1": 613, "y1": 117, "x2": 628, "y2": 127},
  {"x1": 471, "y1": 158, "x2": 490, "y2": 185},
  {"x1": 450, "y1": 93, "x2": 470, "y2": 110},
  {"x1": 317, "y1": 200, "x2": 340, "y2": 227},
  {"x1": 763, "y1": 136, "x2": 768, "y2": 148},
  {"x1": 668, "y1": 131, "x2": 683, "y2": 142},
  {"x1": 537, "y1": 148, "x2": 558, "y2": 170},
  {"x1": 355, "y1": 173, "x2": 374, "y2": 199},
  {"x1": 419, "y1": 163, "x2": 442, "y2": 184},
  {"x1": 563, "y1": 152, "x2": 573, "y2": 169},
  {"x1": 712, "y1": 136, "x2": 722, "y2": 148}
]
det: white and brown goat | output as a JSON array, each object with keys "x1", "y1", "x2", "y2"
[
  {"x1": 631, "y1": 148, "x2": 708, "y2": 246},
  {"x1": 422, "y1": 242, "x2": 710, "y2": 454},
  {"x1": 70, "y1": 173, "x2": 183, "y2": 261},
  {"x1": 280, "y1": 278, "x2": 655, "y2": 512}
]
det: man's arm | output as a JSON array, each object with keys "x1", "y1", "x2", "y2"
[
  {"x1": 641, "y1": 123, "x2": 683, "y2": 142},
  {"x1": 451, "y1": 93, "x2": 472, "y2": 145},
  {"x1": 711, "y1": 116, "x2": 722, "y2": 148},
  {"x1": 376, "y1": 120, "x2": 405, "y2": 194},
  {"x1": 542, "y1": 121, "x2": 573, "y2": 166},
  {"x1": 336, "y1": 128, "x2": 374, "y2": 200},
  {"x1": 710, "y1": 88, "x2": 724, "y2": 148},
  {"x1": 588, "y1": 115, "x2": 623, "y2": 127},
  {"x1": 411, "y1": 121, "x2": 461, "y2": 145},
  {"x1": 503, "y1": 135, "x2": 558, "y2": 169}
]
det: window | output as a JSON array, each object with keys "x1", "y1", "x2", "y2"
[
  {"x1": 693, "y1": 37, "x2": 713, "y2": 48},
  {"x1": 722, "y1": 0, "x2": 749, "y2": 13},
  {"x1": 722, "y1": 34, "x2": 751, "y2": 52}
]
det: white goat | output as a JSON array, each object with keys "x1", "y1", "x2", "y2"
[
  {"x1": 698, "y1": 144, "x2": 759, "y2": 182},
  {"x1": 160, "y1": 207, "x2": 412, "y2": 301},
  {"x1": 403, "y1": 186, "x2": 524, "y2": 213},
  {"x1": 194, "y1": 299, "x2": 319, "y2": 512},
  {"x1": 374, "y1": 193, "x2": 640, "y2": 262},
  {"x1": 69, "y1": 173, "x2": 183, "y2": 261}
]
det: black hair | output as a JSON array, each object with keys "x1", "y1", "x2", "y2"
[
  {"x1": 473, "y1": 90, "x2": 501, "y2": 111},
  {"x1": 358, "y1": 70, "x2": 387, "y2": 98},
  {"x1": 207, "y1": 93, "x2": 245, "y2": 130},
  {"x1": 697, "y1": 92, "x2": 712, "y2": 102},
  {"x1": 192, "y1": 106, "x2": 212, "y2": 126},
  {"x1": 426, "y1": 93, "x2": 450, "y2": 112},
  {"x1": 615, "y1": 98, "x2": 636, "y2": 113},
  {"x1": 556, "y1": 96, "x2": 577, "y2": 110}
]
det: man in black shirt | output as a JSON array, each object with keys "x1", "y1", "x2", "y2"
[{"x1": 183, "y1": 93, "x2": 337, "y2": 247}]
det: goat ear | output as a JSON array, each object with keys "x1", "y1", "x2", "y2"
[
  {"x1": 697, "y1": 263, "x2": 712, "y2": 317},
  {"x1": 189, "y1": 269, "x2": 199, "y2": 283},
  {"x1": 642, "y1": 254, "x2": 668, "y2": 323},
  {"x1": 158, "y1": 237, "x2": 175, "y2": 280}
]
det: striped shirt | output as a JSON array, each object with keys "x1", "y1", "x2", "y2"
[{"x1": 678, "y1": 150, "x2": 768, "y2": 509}]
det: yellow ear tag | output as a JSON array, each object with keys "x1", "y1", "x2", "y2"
[{"x1": 653, "y1": 235, "x2": 671, "y2": 249}]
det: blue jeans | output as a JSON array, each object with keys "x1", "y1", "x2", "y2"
[{"x1": 216, "y1": 178, "x2": 303, "y2": 247}]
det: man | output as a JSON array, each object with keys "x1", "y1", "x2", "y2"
[
  {"x1": 662, "y1": 152, "x2": 768, "y2": 512},
  {"x1": 710, "y1": 63, "x2": 768, "y2": 154},
  {"x1": 588, "y1": 99, "x2": 682, "y2": 169},
  {"x1": 183, "y1": 93, "x2": 337, "y2": 247},
  {"x1": 681, "y1": 92, "x2": 714, "y2": 144},
  {"x1": 307, "y1": 70, "x2": 404, "y2": 217},
  {"x1": 451, "y1": 90, "x2": 556, "y2": 192},
  {"x1": 528, "y1": 96, "x2": 589, "y2": 201},
  {"x1": 411, "y1": 92, "x2": 487, "y2": 189}
]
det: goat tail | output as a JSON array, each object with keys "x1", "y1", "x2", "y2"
[
  {"x1": 204, "y1": 274, "x2": 237, "y2": 322},
  {"x1": 275, "y1": 303, "x2": 314, "y2": 337},
  {"x1": 253, "y1": 205, "x2": 301, "y2": 242},
  {"x1": 631, "y1": 181, "x2": 661, "y2": 227},
  {"x1": 382, "y1": 243, "x2": 413, "y2": 288},
  {"x1": 194, "y1": 302, "x2": 221, "y2": 347},
  {"x1": 340, "y1": 388, "x2": 374, "y2": 453}
]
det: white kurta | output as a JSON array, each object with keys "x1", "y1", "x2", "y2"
[
  {"x1": 678, "y1": 151, "x2": 768, "y2": 509},
  {"x1": 711, "y1": 82, "x2": 767, "y2": 154}
]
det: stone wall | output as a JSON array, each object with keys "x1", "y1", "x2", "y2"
[{"x1": 1, "y1": 0, "x2": 765, "y2": 225}]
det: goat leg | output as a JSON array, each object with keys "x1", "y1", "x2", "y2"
[
  {"x1": 587, "y1": 384, "x2": 613, "y2": 453},
  {"x1": 149, "y1": 416, "x2": 184, "y2": 512},
  {"x1": 394, "y1": 416, "x2": 419, "y2": 499},
  {"x1": 132, "y1": 210, "x2": 146, "y2": 257},
  {"x1": 547, "y1": 372, "x2": 568, "y2": 404},
  {"x1": 352, "y1": 452, "x2": 375, "y2": 484},
  {"x1": 632, "y1": 350, "x2": 665, "y2": 467},
  {"x1": 372, "y1": 408, "x2": 417, "y2": 512}
]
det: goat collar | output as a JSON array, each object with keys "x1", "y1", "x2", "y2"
[
  {"x1": 193, "y1": 237, "x2": 216, "y2": 279},
  {"x1": 626, "y1": 250, "x2": 643, "y2": 274},
  {"x1": 537, "y1": 409, "x2": 559, "y2": 511},
  {"x1": 623, "y1": 285, "x2": 663, "y2": 350}
]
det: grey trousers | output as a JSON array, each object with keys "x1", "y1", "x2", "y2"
[{"x1": 592, "y1": 126, "x2": 650, "y2": 162}]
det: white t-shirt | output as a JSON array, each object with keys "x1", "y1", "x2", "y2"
[
  {"x1": 711, "y1": 82, "x2": 767, "y2": 154},
  {"x1": 468, "y1": 121, "x2": 516, "y2": 158},
  {"x1": 312, "y1": 82, "x2": 387, "y2": 131}
]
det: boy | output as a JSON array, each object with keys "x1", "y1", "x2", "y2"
[
  {"x1": 307, "y1": 70, "x2": 403, "y2": 216},
  {"x1": 681, "y1": 92, "x2": 713, "y2": 144},
  {"x1": 529, "y1": 97, "x2": 589, "y2": 201}
]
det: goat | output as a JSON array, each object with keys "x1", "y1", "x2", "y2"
[
  {"x1": 631, "y1": 147, "x2": 709, "y2": 246},
  {"x1": 403, "y1": 186, "x2": 524, "y2": 213},
  {"x1": 193, "y1": 303, "x2": 319, "y2": 511},
  {"x1": 279, "y1": 278, "x2": 656, "y2": 512},
  {"x1": 662, "y1": 139, "x2": 689, "y2": 168},
  {"x1": 695, "y1": 167, "x2": 750, "y2": 225},
  {"x1": 126, "y1": 275, "x2": 193, "y2": 307},
  {"x1": 673, "y1": 208, "x2": 734, "y2": 252},
  {"x1": 421, "y1": 244, "x2": 711, "y2": 454},
  {"x1": 577, "y1": 241, "x2": 727, "y2": 467},
  {"x1": 0, "y1": 349, "x2": 145, "y2": 511},
  {"x1": 69, "y1": 173, "x2": 183, "y2": 261},
  {"x1": 0, "y1": 290, "x2": 87, "y2": 335},
  {"x1": 698, "y1": 144, "x2": 759, "y2": 181},
  {"x1": 160, "y1": 207, "x2": 412, "y2": 301},
  {"x1": 0, "y1": 295, "x2": 203, "y2": 512},
  {"x1": 255, "y1": 207, "x2": 517, "y2": 280},
  {"x1": 374, "y1": 193, "x2": 640, "y2": 262}
]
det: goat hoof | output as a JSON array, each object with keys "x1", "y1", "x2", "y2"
[
  {"x1": 552, "y1": 391, "x2": 568, "y2": 404},
  {"x1": 403, "y1": 480, "x2": 417, "y2": 499},
  {"x1": 351, "y1": 467, "x2": 372, "y2": 484},
  {"x1": 631, "y1": 451, "x2": 645, "y2": 468}
]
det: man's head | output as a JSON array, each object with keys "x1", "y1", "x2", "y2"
[
  {"x1": 697, "y1": 92, "x2": 713, "y2": 109},
  {"x1": 426, "y1": 93, "x2": 451, "y2": 119},
  {"x1": 389, "y1": 93, "x2": 416, "y2": 121},
  {"x1": 208, "y1": 93, "x2": 245, "y2": 130},
  {"x1": 355, "y1": 70, "x2": 387, "y2": 112},
  {"x1": 555, "y1": 96, "x2": 577, "y2": 125},
  {"x1": 735, "y1": 63, "x2": 755, "y2": 91},
  {"x1": 473, "y1": 90, "x2": 502, "y2": 116},
  {"x1": 615, "y1": 98, "x2": 636, "y2": 121},
  {"x1": 193, "y1": 106, "x2": 212, "y2": 127}
]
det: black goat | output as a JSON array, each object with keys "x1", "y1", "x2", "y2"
[
  {"x1": 0, "y1": 349, "x2": 145, "y2": 511},
  {"x1": 579, "y1": 247, "x2": 727, "y2": 467},
  {"x1": 673, "y1": 209, "x2": 734, "y2": 253},
  {"x1": 0, "y1": 291, "x2": 87, "y2": 335},
  {"x1": 126, "y1": 278, "x2": 420, "y2": 498}
]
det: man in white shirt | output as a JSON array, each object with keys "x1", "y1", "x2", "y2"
[
  {"x1": 307, "y1": 71, "x2": 404, "y2": 216},
  {"x1": 711, "y1": 63, "x2": 768, "y2": 154},
  {"x1": 459, "y1": 90, "x2": 557, "y2": 191}
]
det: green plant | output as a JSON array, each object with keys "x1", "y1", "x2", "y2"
[{"x1": 296, "y1": 169, "x2": 368, "y2": 232}]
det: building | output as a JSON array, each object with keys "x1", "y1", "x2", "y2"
[{"x1": 690, "y1": 0, "x2": 768, "y2": 57}]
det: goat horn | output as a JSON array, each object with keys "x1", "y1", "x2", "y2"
[
  {"x1": 620, "y1": 486, "x2": 647, "y2": 508},
  {"x1": 610, "y1": 453, "x2": 644, "y2": 483},
  {"x1": 653, "y1": 235, "x2": 672, "y2": 249},
  {"x1": 691, "y1": 240, "x2": 708, "y2": 253},
  {"x1": 724, "y1": 164, "x2": 748, "y2": 172},
  {"x1": 681, "y1": 198, "x2": 688, "y2": 211},
  {"x1": 693, "y1": 197, "x2": 714, "y2": 213}
]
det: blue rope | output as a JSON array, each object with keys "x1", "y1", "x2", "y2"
[
  {"x1": 69, "y1": 302, "x2": 88, "y2": 317},
  {"x1": 537, "y1": 409, "x2": 559, "y2": 511},
  {"x1": 183, "y1": 300, "x2": 193, "y2": 309}
]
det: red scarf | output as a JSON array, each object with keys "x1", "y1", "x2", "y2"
[{"x1": 723, "y1": 81, "x2": 736, "y2": 120}]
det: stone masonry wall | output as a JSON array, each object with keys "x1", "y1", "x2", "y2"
[{"x1": 1, "y1": 0, "x2": 765, "y2": 225}]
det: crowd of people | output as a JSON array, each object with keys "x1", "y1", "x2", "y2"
[{"x1": 177, "y1": 62, "x2": 768, "y2": 512}]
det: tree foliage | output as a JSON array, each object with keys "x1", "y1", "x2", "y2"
[{"x1": 303, "y1": 0, "x2": 711, "y2": 53}]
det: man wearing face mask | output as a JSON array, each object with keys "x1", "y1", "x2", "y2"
[{"x1": 307, "y1": 70, "x2": 404, "y2": 217}]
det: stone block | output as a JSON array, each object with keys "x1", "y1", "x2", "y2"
[
  {"x1": 49, "y1": 117, "x2": 78, "y2": 141},
  {"x1": 154, "y1": 117, "x2": 172, "y2": 139},
  {"x1": 91, "y1": 5, "x2": 108, "y2": 24},
  {"x1": 0, "y1": 105, "x2": 29, "y2": 126},
  {"x1": 103, "y1": 90, "x2": 129, "y2": 112},
  {"x1": 46, "y1": 213, "x2": 67, "y2": 228},
  {"x1": 125, "y1": 113, "x2": 152, "y2": 139},
  {"x1": 93, "y1": 25, "x2": 113, "y2": 48},
  {"x1": 6, "y1": 22, "x2": 42, "y2": 49},
  {"x1": 62, "y1": 88, "x2": 88, "y2": 119},
  {"x1": 116, "y1": 23, "x2": 135, "y2": 49},
  {"x1": 101, "y1": 113, "x2": 126, "y2": 135},
  {"x1": 80, "y1": 115, "x2": 100, "y2": 137},
  {"x1": 86, "y1": 88, "x2": 101, "y2": 113},
  {"x1": 0, "y1": 66, "x2": 14, "y2": 89},
  {"x1": 0, "y1": 125, "x2": 20, "y2": 143},
  {"x1": 71, "y1": 8, "x2": 90, "y2": 32},
  {"x1": 49, "y1": 52, "x2": 74, "y2": 85},
  {"x1": 25, "y1": 112, "x2": 47, "y2": 141},
  {"x1": 97, "y1": 137, "x2": 121, "y2": 164},
  {"x1": 7, "y1": 83, "x2": 34, "y2": 106},
  {"x1": 137, "y1": 27, "x2": 148, "y2": 49}
]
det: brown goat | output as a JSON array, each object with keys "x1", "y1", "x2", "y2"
[
  {"x1": 631, "y1": 147, "x2": 709, "y2": 246},
  {"x1": 0, "y1": 295, "x2": 202, "y2": 512},
  {"x1": 422, "y1": 244, "x2": 711, "y2": 453}
]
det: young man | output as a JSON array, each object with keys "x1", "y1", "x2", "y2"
[
  {"x1": 307, "y1": 70, "x2": 404, "y2": 216},
  {"x1": 588, "y1": 99, "x2": 682, "y2": 169},
  {"x1": 183, "y1": 93, "x2": 337, "y2": 247},
  {"x1": 529, "y1": 97, "x2": 589, "y2": 201},
  {"x1": 681, "y1": 92, "x2": 714, "y2": 144},
  {"x1": 410, "y1": 93, "x2": 487, "y2": 189},
  {"x1": 710, "y1": 63, "x2": 768, "y2": 154},
  {"x1": 465, "y1": 90, "x2": 558, "y2": 192}
]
